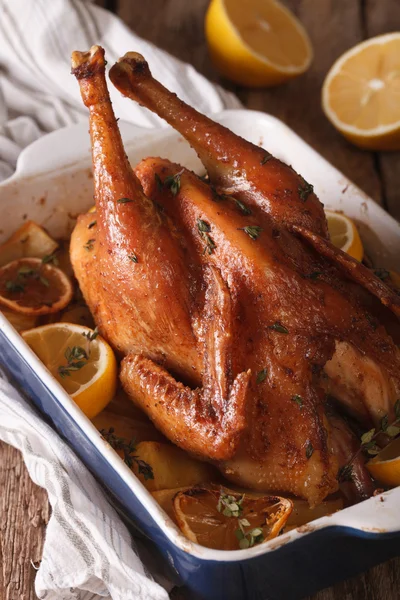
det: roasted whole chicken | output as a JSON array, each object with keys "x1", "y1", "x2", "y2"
[{"x1": 71, "y1": 46, "x2": 400, "y2": 507}]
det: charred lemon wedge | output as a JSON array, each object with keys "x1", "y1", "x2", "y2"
[
  {"x1": 173, "y1": 485, "x2": 292, "y2": 550},
  {"x1": 0, "y1": 257, "x2": 73, "y2": 316}
]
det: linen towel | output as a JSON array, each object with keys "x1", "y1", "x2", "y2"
[{"x1": 0, "y1": 0, "x2": 240, "y2": 598}]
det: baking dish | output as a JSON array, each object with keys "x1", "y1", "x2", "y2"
[{"x1": 0, "y1": 110, "x2": 399, "y2": 600}]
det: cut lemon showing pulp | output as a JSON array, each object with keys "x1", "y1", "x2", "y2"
[
  {"x1": 325, "y1": 210, "x2": 363, "y2": 261},
  {"x1": 22, "y1": 323, "x2": 117, "y2": 419},
  {"x1": 366, "y1": 436, "x2": 400, "y2": 487},
  {"x1": 205, "y1": 0, "x2": 313, "y2": 87},
  {"x1": 0, "y1": 258, "x2": 73, "y2": 315},
  {"x1": 173, "y1": 486, "x2": 292, "y2": 550},
  {"x1": 322, "y1": 33, "x2": 400, "y2": 150}
]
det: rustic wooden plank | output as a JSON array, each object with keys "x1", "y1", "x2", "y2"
[
  {"x1": 0, "y1": 441, "x2": 50, "y2": 600},
  {"x1": 364, "y1": 0, "x2": 400, "y2": 221}
]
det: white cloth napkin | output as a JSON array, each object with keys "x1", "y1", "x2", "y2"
[{"x1": 0, "y1": 1, "x2": 240, "y2": 598}]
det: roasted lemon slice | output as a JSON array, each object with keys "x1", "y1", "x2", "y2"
[
  {"x1": 322, "y1": 33, "x2": 400, "y2": 150},
  {"x1": 205, "y1": 0, "x2": 312, "y2": 87},
  {"x1": 22, "y1": 323, "x2": 117, "y2": 418},
  {"x1": 173, "y1": 486, "x2": 292, "y2": 550},
  {"x1": 325, "y1": 210, "x2": 363, "y2": 262},
  {"x1": 0, "y1": 257, "x2": 73, "y2": 315},
  {"x1": 366, "y1": 437, "x2": 400, "y2": 487}
]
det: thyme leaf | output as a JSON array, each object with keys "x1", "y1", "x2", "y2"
[
  {"x1": 261, "y1": 154, "x2": 272, "y2": 165},
  {"x1": 256, "y1": 369, "x2": 267, "y2": 384},
  {"x1": 42, "y1": 253, "x2": 59, "y2": 266},
  {"x1": 234, "y1": 199, "x2": 252, "y2": 216},
  {"x1": 298, "y1": 177, "x2": 314, "y2": 201},
  {"x1": 292, "y1": 394, "x2": 303, "y2": 408},
  {"x1": 88, "y1": 220, "x2": 97, "y2": 229},
  {"x1": 82, "y1": 326, "x2": 99, "y2": 342},
  {"x1": 57, "y1": 345, "x2": 88, "y2": 378},
  {"x1": 164, "y1": 169, "x2": 184, "y2": 196},
  {"x1": 338, "y1": 406, "x2": 400, "y2": 479},
  {"x1": 238, "y1": 225, "x2": 263, "y2": 240},
  {"x1": 129, "y1": 254, "x2": 139, "y2": 263},
  {"x1": 197, "y1": 219, "x2": 216, "y2": 255},
  {"x1": 117, "y1": 198, "x2": 134, "y2": 204},
  {"x1": 84, "y1": 238, "x2": 95, "y2": 251},
  {"x1": 217, "y1": 491, "x2": 244, "y2": 518},
  {"x1": 268, "y1": 322, "x2": 288, "y2": 334},
  {"x1": 100, "y1": 427, "x2": 154, "y2": 480}
]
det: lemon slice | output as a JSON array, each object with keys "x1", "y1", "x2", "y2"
[
  {"x1": 22, "y1": 323, "x2": 117, "y2": 418},
  {"x1": 325, "y1": 210, "x2": 363, "y2": 261},
  {"x1": 0, "y1": 258, "x2": 73, "y2": 316},
  {"x1": 173, "y1": 485, "x2": 292, "y2": 550},
  {"x1": 366, "y1": 437, "x2": 400, "y2": 487},
  {"x1": 322, "y1": 33, "x2": 400, "y2": 150},
  {"x1": 205, "y1": 0, "x2": 313, "y2": 87}
]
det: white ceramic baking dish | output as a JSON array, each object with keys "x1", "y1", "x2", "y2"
[{"x1": 0, "y1": 111, "x2": 399, "y2": 600}]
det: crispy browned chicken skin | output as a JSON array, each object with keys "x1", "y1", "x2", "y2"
[{"x1": 71, "y1": 46, "x2": 400, "y2": 507}]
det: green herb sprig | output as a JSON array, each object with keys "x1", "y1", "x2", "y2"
[
  {"x1": 238, "y1": 225, "x2": 263, "y2": 240},
  {"x1": 256, "y1": 369, "x2": 267, "y2": 384},
  {"x1": 42, "y1": 253, "x2": 59, "y2": 266},
  {"x1": 298, "y1": 177, "x2": 314, "y2": 201},
  {"x1": 165, "y1": 169, "x2": 185, "y2": 196},
  {"x1": 101, "y1": 427, "x2": 154, "y2": 480},
  {"x1": 268, "y1": 322, "x2": 289, "y2": 334},
  {"x1": 82, "y1": 326, "x2": 99, "y2": 342},
  {"x1": 197, "y1": 218, "x2": 216, "y2": 255},
  {"x1": 260, "y1": 154, "x2": 272, "y2": 165},
  {"x1": 5, "y1": 265, "x2": 50, "y2": 294},
  {"x1": 216, "y1": 491, "x2": 264, "y2": 549},
  {"x1": 338, "y1": 400, "x2": 400, "y2": 482},
  {"x1": 84, "y1": 238, "x2": 95, "y2": 251},
  {"x1": 292, "y1": 395, "x2": 303, "y2": 408},
  {"x1": 234, "y1": 199, "x2": 252, "y2": 216},
  {"x1": 57, "y1": 346, "x2": 88, "y2": 378}
]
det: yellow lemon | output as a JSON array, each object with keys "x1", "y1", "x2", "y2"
[
  {"x1": 325, "y1": 210, "x2": 364, "y2": 261},
  {"x1": 173, "y1": 485, "x2": 292, "y2": 549},
  {"x1": 366, "y1": 437, "x2": 400, "y2": 487},
  {"x1": 322, "y1": 33, "x2": 400, "y2": 150},
  {"x1": 22, "y1": 323, "x2": 117, "y2": 419},
  {"x1": 205, "y1": 0, "x2": 313, "y2": 87}
]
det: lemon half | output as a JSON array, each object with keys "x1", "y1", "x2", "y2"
[
  {"x1": 322, "y1": 33, "x2": 400, "y2": 150},
  {"x1": 23, "y1": 323, "x2": 117, "y2": 418},
  {"x1": 205, "y1": 0, "x2": 313, "y2": 87}
]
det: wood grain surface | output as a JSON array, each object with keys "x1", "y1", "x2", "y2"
[{"x1": 1, "y1": 0, "x2": 400, "y2": 598}]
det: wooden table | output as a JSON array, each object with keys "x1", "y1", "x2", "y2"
[{"x1": 1, "y1": 0, "x2": 400, "y2": 598}]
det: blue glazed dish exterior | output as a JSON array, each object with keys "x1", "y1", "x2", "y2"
[{"x1": 1, "y1": 328, "x2": 400, "y2": 600}]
